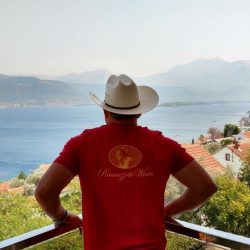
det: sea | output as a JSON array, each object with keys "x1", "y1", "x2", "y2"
[{"x1": 0, "y1": 102, "x2": 250, "y2": 181}]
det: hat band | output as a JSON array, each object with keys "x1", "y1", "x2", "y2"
[{"x1": 105, "y1": 101, "x2": 140, "y2": 109}]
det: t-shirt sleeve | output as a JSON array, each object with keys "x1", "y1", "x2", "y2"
[
  {"x1": 170, "y1": 142, "x2": 194, "y2": 175},
  {"x1": 54, "y1": 136, "x2": 80, "y2": 175}
]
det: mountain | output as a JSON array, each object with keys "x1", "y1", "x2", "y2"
[
  {"x1": 57, "y1": 69, "x2": 112, "y2": 84},
  {"x1": 138, "y1": 58, "x2": 250, "y2": 85},
  {"x1": 1, "y1": 58, "x2": 250, "y2": 107},
  {"x1": 136, "y1": 58, "x2": 250, "y2": 101},
  {"x1": 0, "y1": 75, "x2": 105, "y2": 107}
]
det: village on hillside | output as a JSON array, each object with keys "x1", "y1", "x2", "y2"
[
  {"x1": 183, "y1": 129, "x2": 250, "y2": 176},
  {"x1": 185, "y1": 111, "x2": 250, "y2": 176}
]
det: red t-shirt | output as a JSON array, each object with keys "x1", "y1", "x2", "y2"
[{"x1": 54, "y1": 124, "x2": 194, "y2": 250}]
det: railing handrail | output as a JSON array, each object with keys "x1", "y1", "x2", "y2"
[
  {"x1": 167, "y1": 220, "x2": 250, "y2": 250},
  {"x1": 0, "y1": 217, "x2": 249, "y2": 250}
]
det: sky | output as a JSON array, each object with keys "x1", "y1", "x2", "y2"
[{"x1": 1, "y1": 0, "x2": 250, "y2": 77}]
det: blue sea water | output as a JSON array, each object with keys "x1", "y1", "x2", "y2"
[{"x1": 0, "y1": 103, "x2": 249, "y2": 181}]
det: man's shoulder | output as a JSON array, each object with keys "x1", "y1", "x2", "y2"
[
  {"x1": 140, "y1": 126, "x2": 162, "y2": 135},
  {"x1": 140, "y1": 126, "x2": 169, "y2": 139},
  {"x1": 142, "y1": 126, "x2": 180, "y2": 145},
  {"x1": 65, "y1": 125, "x2": 107, "y2": 145},
  {"x1": 79, "y1": 125, "x2": 107, "y2": 136}
]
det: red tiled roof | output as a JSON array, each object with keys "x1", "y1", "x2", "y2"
[
  {"x1": 0, "y1": 182, "x2": 10, "y2": 192},
  {"x1": 182, "y1": 144, "x2": 224, "y2": 174},
  {"x1": 242, "y1": 131, "x2": 250, "y2": 139},
  {"x1": 227, "y1": 142, "x2": 250, "y2": 160}
]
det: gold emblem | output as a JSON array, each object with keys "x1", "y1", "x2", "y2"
[{"x1": 108, "y1": 145, "x2": 142, "y2": 169}]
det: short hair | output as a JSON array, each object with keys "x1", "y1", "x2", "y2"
[{"x1": 110, "y1": 112, "x2": 141, "y2": 120}]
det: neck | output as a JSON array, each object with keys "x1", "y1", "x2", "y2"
[
  {"x1": 103, "y1": 110, "x2": 138, "y2": 125},
  {"x1": 106, "y1": 118, "x2": 138, "y2": 126}
]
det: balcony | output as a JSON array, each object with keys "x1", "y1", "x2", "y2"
[{"x1": 0, "y1": 217, "x2": 249, "y2": 250}]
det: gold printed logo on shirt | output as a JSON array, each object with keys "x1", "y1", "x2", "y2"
[{"x1": 108, "y1": 145, "x2": 142, "y2": 169}]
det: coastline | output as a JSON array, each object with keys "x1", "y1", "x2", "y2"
[
  {"x1": 0, "y1": 164, "x2": 50, "y2": 193},
  {"x1": 159, "y1": 101, "x2": 250, "y2": 108},
  {"x1": 1, "y1": 100, "x2": 250, "y2": 109}
]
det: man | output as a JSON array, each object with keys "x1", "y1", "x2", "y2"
[{"x1": 35, "y1": 74, "x2": 217, "y2": 250}]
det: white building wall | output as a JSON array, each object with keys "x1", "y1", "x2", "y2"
[{"x1": 213, "y1": 147, "x2": 242, "y2": 173}]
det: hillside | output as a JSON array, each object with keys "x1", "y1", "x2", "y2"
[
  {"x1": 0, "y1": 75, "x2": 105, "y2": 107},
  {"x1": 136, "y1": 58, "x2": 250, "y2": 101},
  {"x1": 1, "y1": 58, "x2": 250, "y2": 107},
  {"x1": 57, "y1": 69, "x2": 112, "y2": 84}
]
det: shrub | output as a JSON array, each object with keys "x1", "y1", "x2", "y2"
[
  {"x1": 24, "y1": 184, "x2": 36, "y2": 196},
  {"x1": 204, "y1": 142, "x2": 221, "y2": 154},
  {"x1": 0, "y1": 193, "x2": 50, "y2": 241},
  {"x1": 26, "y1": 172, "x2": 43, "y2": 186},
  {"x1": 220, "y1": 138, "x2": 232, "y2": 147},
  {"x1": 9, "y1": 177, "x2": 25, "y2": 188},
  {"x1": 167, "y1": 231, "x2": 203, "y2": 250}
]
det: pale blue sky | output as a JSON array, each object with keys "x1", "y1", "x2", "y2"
[{"x1": 1, "y1": 0, "x2": 250, "y2": 76}]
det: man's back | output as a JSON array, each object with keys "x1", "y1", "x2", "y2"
[{"x1": 55, "y1": 124, "x2": 193, "y2": 250}]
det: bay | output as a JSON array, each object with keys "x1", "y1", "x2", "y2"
[{"x1": 0, "y1": 103, "x2": 249, "y2": 181}]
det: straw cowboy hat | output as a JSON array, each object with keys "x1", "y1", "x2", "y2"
[{"x1": 89, "y1": 74, "x2": 159, "y2": 115}]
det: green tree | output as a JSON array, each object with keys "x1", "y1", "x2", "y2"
[
  {"x1": 178, "y1": 168, "x2": 250, "y2": 237},
  {"x1": 18, "y1": 171, "x2": 27, "y2": 180},
  {"x1": 220, "y1": 138, "x2": 232, "y2": 147},
  {"x1": 202, "y1": 175, "x2": 250, "y2": 236},
  {"x1": 238, "y1": 148, "x2": 250, "y2": 187},
  {"x1": 223, "y1": 124, "x2": 240, "y2": 137}
]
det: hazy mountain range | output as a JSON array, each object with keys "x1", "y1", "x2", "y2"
[{"x1": 1, "y1": 58, "x2": 250, "y2": 107}]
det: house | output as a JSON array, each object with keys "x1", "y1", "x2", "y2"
[
  {"x1": 213, "y1": 139, "x2": 250, "y2": 173},
  {"x1": 182, "y1": 143, "x2": 224, "y2": 176},
  {"x1": 239, "y1": 111, "x2": 250, "y2": 130},
  {"x1": 232, "y1": 131, "x2": 250, "y2": 141},
  {"x1": 242, "y1": 130, "x2": 250, "y2": 139}
]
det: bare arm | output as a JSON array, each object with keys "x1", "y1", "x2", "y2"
[
  {"x1": 35, "y1": 162, "x2": 82, "y2": 226},
  {"x1": 164, "y1": 160, "x2": 217, "y2": 218}
]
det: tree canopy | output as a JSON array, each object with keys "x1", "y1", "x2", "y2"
[
  {"x1": 223, "y1": 124, "x2": 240, "y2": 137},
  {"x1": 203, "y1": 175, "x2": 250, "y2": 236},
  {"x1": 207, "y1": 127, "x2": 222, "y2": 140}
]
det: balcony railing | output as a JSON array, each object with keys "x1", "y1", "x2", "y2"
[{"x1": 0, "y1": 218, "x2": 249, "y2": 250}]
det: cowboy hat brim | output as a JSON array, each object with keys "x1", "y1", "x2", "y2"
[{"x1": 89, "y1": 86, "x2": 159, "y2": 115}]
